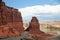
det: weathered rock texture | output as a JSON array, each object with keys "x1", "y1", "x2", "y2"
[
  {"x1": 26, "y1": 17, "x2": 53, "y2": 40},
  {"x1": 0, "y1": 0, "x2": 24, "y2": 37}
]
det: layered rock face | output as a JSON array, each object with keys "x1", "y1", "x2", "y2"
[
  {"x1": 0, "y1": 0, "x2": 24, "y2": 37},
  {"x1": 26, "y1": 17, "x2": 53, "y2": 40}
]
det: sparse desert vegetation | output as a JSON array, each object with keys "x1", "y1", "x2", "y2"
[
  {"x1": 23, "y1": 21, "x2": 60, "y2": 35},
  {"x1": 40, "y1": 21, "x2": 60, "y2": 35}
]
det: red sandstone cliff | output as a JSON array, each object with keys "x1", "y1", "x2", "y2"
[{"x1": 0, "y1": 0, "x2": 24, "y2": 37}]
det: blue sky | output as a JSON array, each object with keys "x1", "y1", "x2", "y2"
[
  {"x1": 3, "y1": 0, "x2": 60, "y2": 8},
  {"x1": 3, "y1": 0, "x2": 60, "y2": 22}
]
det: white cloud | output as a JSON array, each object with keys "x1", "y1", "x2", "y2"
[{"x1": 19, "y1": 5, "x2": 60, "y2": 21}]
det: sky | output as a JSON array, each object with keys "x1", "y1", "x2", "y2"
[{"x1": 3, "y1": 0, "x2": 60, "y2": 22}]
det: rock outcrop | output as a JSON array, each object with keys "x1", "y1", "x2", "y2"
[
  {"x1": 26, "y1": 17, "x2": 40, "y2": 34},
  {"x1": 0, "y1": 0, "x2": 24, "y2": 37},
  {"x1": 26, "y1": 17, "x2": 53, "y2": 40}
]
